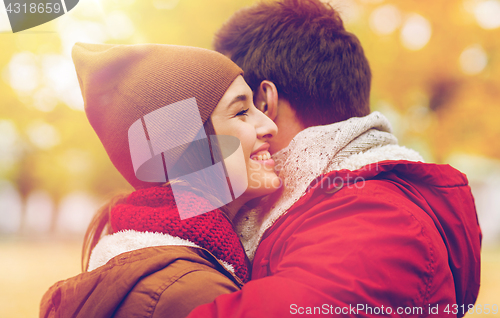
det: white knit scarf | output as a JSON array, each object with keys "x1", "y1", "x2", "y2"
[{"x1": 234, "y1": 111, "x2": 424, "y2": 261}]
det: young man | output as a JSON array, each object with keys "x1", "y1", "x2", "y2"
[{"x1": 188, "y1": 0, "x2": 481, "y2": 317}]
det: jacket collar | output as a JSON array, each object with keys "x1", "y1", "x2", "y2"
[{"x1": 89, "y1": 230, "x2": 236, "y2": 275}]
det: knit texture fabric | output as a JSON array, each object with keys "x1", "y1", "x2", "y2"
[
  {"x1": 72, "y1": 43, "x2": 243, "y2": 189},
  {"x1": 110, "y1": 186, "x2": 250, "y2": 282}
]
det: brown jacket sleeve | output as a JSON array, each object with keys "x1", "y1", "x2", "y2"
[
  {"x1": 40, "y1": 246, "x2": 242, "y2": 318},
  {"x1": 115, "y1": 255, "x2": 241, "y2": 318}
]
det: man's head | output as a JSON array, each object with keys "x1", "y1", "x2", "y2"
[{"x1": 214, "y1": 0, "x2": 372, "y2": 153}]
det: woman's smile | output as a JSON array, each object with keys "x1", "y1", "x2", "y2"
[{"x1": 211, "y1": 75, "x2": 280, "y2": 203}]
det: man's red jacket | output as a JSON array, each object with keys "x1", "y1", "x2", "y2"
[{"x1": 188, "y1": 161, "x2": 481, "y2": 317}]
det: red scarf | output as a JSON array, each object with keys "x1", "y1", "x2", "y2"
[{"x1": 110, "y1": 186, "x2": 249, "y2": 282}]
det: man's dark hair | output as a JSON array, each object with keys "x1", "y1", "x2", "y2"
[{"x1": 214, "y1": 0, "x2": 372, "y2": 127}]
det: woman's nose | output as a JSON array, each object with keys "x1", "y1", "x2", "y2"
[{"x1": 256, "y1": 110, "x2": 278, "y2": 140}]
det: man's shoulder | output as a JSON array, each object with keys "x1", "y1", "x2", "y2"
[
  {"x1": 255, "y1": 165, "x2": 457, "y2": 309},
  {"x1": 284, "y1": 161, "x2": 436, "y2": 211},
  {"x1": 320, "y1": 160, "x2": 468, "y2": 189},
  {"x1": 274, "y1": 174, "x2": 429, "y2": 235},
  {"x1": 292, "y1": 160, "x2": 472, "y2": 216},
  {"x1": 261, "y1": 160, "x2": 476, "y2": 255},
  {"x1": 256, "y1": 160, "x2": 480, "y2": 312}
]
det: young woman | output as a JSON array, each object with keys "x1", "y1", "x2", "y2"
[{"x1": 40, "y1": 43, "x2": 280, "y2": 318}]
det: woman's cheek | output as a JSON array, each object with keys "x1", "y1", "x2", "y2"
[{"x1": 223, "y1": 143, "x2": 248, "y2": 198}]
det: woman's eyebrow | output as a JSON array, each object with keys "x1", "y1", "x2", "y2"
[{"x1": 226, "y1": 94, "x2": 247, "y2": 110}]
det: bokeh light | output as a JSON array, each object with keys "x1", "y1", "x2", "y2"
[
  {"x1": 33, "y1": 87, "x2": 58, "y2": 112},
  {"x1": 105, "y1": 11, "x2": 135, "y2": 39},
  {"x1": 24, "y1": 190, "x2": 54, "y2": 234},
  {"x1": 59, "y1": 148, "x2": 93, "y2": 176},
  {"x1": 329, "y1": 0, "x2": 362, "y2": 24},
  {"x1": 369, "y1": 4, "x2": 402, "y2": 35},
  {"x1": 474, "y1": 0, "x2": 500, "y2": 29},
  {"x1": 56, "y1": 192, "x2": 99, "y2": 234},
  {"x1": 5, "y1": 52, "x2": 40, "y2": 93},
  {"x1": 41, "y1": 54, "x2": 84, "y2": 110},
  {"x1": 0, "y1": 181, "x2": 22, "y2": 234},
  {"x1": 0, "y1": 120, "x2": 21, "y2": 172},
  {"x1": 26, "y1": 121, "x2": 61, "y2": 150},
  {"x1": 460, "y1": 44, "x2": 488, "y2": 75},
  {"x1": 57, "y1": 18, "x2": 108, "y2": 56},
  {"x1": 399, "y1": 14, "x2": 432, "y2": 51}
]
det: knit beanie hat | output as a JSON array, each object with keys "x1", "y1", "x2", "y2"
[{"x1": 72, "y1": 43, "x2": 243, "y2": 190}]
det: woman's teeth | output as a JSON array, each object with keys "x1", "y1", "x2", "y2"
[{"x1": 251, "y1": 151, "x2": 271, "y2": 161}]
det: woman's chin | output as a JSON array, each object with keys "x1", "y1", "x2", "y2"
[{"x1": 244, "y1": 174, "x2": 282, "y2": 199}]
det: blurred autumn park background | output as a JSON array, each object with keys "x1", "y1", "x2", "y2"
[{"x1": 1, "y1": 0, "x2": 499, "y2": 316}]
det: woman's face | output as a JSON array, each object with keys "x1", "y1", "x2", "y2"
[{"x1": 211, "y1": 76, "x2": 280, "y2": 202}]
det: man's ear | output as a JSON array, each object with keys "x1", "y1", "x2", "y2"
[{"x1": 254, "y1": 80, "x2": 278, "y2": 121}]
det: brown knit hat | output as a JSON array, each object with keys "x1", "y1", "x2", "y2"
[{"x1": 72, "y1": 43, "x2": 243, "y2": 189}]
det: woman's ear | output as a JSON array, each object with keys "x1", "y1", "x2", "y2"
[{"x1": 254, "y1": 80, "x2": 278, "y2": 121}]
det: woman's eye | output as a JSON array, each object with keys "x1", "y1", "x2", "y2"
[{"x1": 236, "y1": 108, "x2": 249, "y2": 117}]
